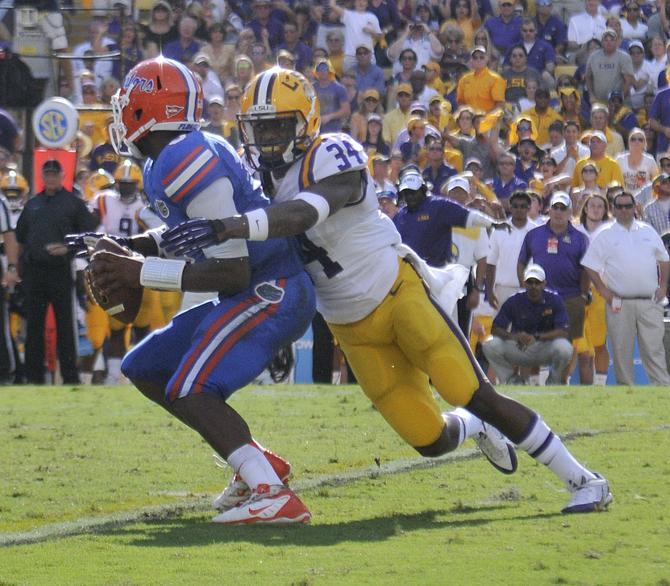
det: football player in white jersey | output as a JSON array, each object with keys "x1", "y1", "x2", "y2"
[
  {"x1": 162, "y1": 67, "x2": 613, "y2": 515},
  {"x1": 88, "y1": 159, "x2": 160, "y2": 383}
]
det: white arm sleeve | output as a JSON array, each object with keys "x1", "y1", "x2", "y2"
[
  {"x1": 185, "y1": 176, "x2": 249, "y2": 259},
  {"x1": 466, "y1": 209, "x2": 495, "y2": 229}
]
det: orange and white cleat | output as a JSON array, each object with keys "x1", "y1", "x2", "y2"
[
  {"x1": 213, "y1": 449, "x2": 292, "y2": 511},
  {"x1": 212, "y1": 484, "x2": 311, "y2": 525}
]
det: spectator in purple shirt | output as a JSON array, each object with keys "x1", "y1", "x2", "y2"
[
  {"x1": 484, "y1": 0, "x2": 522, "y2": 54},
  {"x1": 248, "y1": 0, "x2": 285, "y2": 50},
  {"x1": 313, "y1": 58, "x2": 351, "y2": 133},
  {"x1": 534, "y1": 0, "x2": 567, "y2": 63},
  {"x1": 489, "y1": 152, "x2": 528, "y2": 210},
  {"x1": 517, "y1": 191, "x2": 591, "y2": 381},
  {"x1": 162, "y1": 16, "x2": 201, "y2": 64},
  {"x1": 276, "y1": 21, "x2": 313, "y2": 73},
  {"x1": 648, "y1": 83, "x2": 670, "y2": 155},
  {"x1": 352, "y1": 44, "x2": 386, "y2": 97},
  {"x1": 516, "y1": 17, "x2": 556, "y2": 88},
  {"x1": 393, "y1": 168, "x2": 509, "y2": 268},
  {"x1": 483, "y1": 263, "x2": 573, "y2": 385}
]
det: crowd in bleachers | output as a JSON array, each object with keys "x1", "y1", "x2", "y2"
[{"x1": 1, "y1": 0, "x2": 670, "y2": 385}]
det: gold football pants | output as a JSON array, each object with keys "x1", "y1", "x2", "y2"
[{"x1": 328, "y1": 260, "x2": 484, "y2": 448}]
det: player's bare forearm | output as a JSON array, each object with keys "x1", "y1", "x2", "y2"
[
  {"x1": 215, "y1": 170, "x2": 361, "y2": 240},
  {"x1": 182, "y1": 257, "x2": 251, "y2": 295}
]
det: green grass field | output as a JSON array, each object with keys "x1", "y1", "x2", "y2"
[{"x1": 1, "y1": 383, "x2": 669, "y2": 585}]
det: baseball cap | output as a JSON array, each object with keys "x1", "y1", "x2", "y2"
[
  {"x1": 602, "y1": 28, "x2": 617, "y2": 39},
  {"x1": 367, "y1": 113, "x2": 383, "y2": 124},
  {"x1": 410, "y1": 101, "x2": 428, "y2": 113},
  {"x1": 193, "y1": 53, "x2": 210, "y2": 66},
  {"x1": 208, "y1": 95, "x2": 225, "y2": 107},
  {"x1": 277, "y1": 49, "x2": 296, "y2": 61},
  {"x1": 446, "y1": 175, "x2": 470, "y2": 193},
  {"x1": 523, "y1": 264, "x2": 546, "y2": 282},
  {"x1": 549, "y1": 191, "x2": 571, "y2": 208},
  {"x1": 371, "y1": 153, "x2": 389, "y2": 164},
  {"x1": 377, "y1": 190, "x2": 397, "y2": 203},
  {"x1": 653, "y1": 172, "x2": 670, "y2": 186},
  {"x1": 471, "y1": 45, "x2": 487, "y2": 56},
  {"x1": 581, "y1": 161, "x2": 599, "y2": 174},
  {"x1": 355, "y1": 44, "x2": 371, "y2": 52},
  {"x1": 152, "y1": 0, "x2": 172, "y2": 11},
  {"x1": 363, "y1": 88, "x2": 380, "y2": 101},
  {"x1": 608, "y1": 89, "x2": 623, "y2": 101},
  {"x1": 464, "y1": 157, "x2": 482, "y2": 168},
  {"x1": 407, "y1": 116, "x2": 427, "y2": 131},
  {"x1": 398, "y1": 170, "x2": 425, "y2": 192},
  {"x1": 397, "y1": 83, "x2": 413, "y2": 95},
  {"x1": 42, "y1": 159, "x2": 63, "y2": 173},
  {"x1": 628, "y1": 40, "x2": 644, "y2": 52},
  {"x1": 589, "y1": 130, "x2": 607, "y2": 143},
  {"x1": 423, "y1": 61, "x2": 441, "y2": 73},
  {"x1": 657, "y1": 151, "x2": 670, "y2": 163}
]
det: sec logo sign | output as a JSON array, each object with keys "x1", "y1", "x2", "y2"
[{"x1": 32, "y1": 97, "x2": 79, "y2": 148}]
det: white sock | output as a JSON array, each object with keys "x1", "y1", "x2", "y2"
[
  {"x1": 226, "y1": 443, "x2": 282, "y2": 490},
  {"x1": 80, "y1": 372, "x2": 93, "y2": 385},
  {"x1": 517, "y1": 416, "x2": 596, "y2": 490},
  {"x1": 449, "y1": 407, "x2": 485, "y2": 442},
  {"x1": 594, "y1": 373, "x2": 608, "y2": 386},
  {"x1": 107, "y1": 358, "x2": 122, "y2": 384}
]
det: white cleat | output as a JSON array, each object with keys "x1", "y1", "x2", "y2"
[
  {"x1": 562, "y1": 472, "x2": 613, "y2": 514},
  {"x1": 212, "y1": 484, "x2": 311, "y2": 525},
  {"x1": 474, "y1": 423, "x2": 518, "y2": 474},
  {"x1": 213, "y1": 449, "x2": 292, "y2": 511}
]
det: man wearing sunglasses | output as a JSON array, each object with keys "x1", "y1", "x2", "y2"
[
  {"x1": 582, "y1": 191, "x2": 670, "y2": 385},
  {"x1": 483, "y1": 263, "x2": 573, "y2": 385}
]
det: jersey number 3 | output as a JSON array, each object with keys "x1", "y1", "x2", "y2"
[{"x1": 326, "y1": 140, "x2": 363, "y2": 172}]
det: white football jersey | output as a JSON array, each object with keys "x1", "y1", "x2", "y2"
[
  {"x1": 272, "y1": 133, "x2": 401, "y2": 324},
  {"x1": 90, "y1": 190, "x2": 146, "y2": 237}
]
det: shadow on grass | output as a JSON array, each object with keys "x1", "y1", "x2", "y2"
[{"x1": 99, "y1": 508, "x2": 563, "y2": 548}]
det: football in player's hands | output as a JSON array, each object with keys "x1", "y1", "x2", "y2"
[{"x1": 85, "y1": 237, "x2": 143, "y2": 324}]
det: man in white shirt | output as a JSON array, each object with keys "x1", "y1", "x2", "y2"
[
  {"x1": 582, "y1": 191, "x2": 670, "y2": 385},
  {"x1": 567, "y1": 0, "x2": 607, "y2": 52},
  {"x1": 387, "y1": 18, "x2": 444, "y2": 74},
  {"x1": 329, "y1": 0, "x2": 382, "y2": 71},
  {"x1": 552, "y1": 120, "x2": 590, "y2": 177},
  {"x1": 486, "y1": 190, "x2": 537, "y2": 310}
]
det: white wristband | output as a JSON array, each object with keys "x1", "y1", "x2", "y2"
[
  {"x1": 295, "y1": 191, "x2": 331, "y2": 227},
  {"x1": 245, "y1": 208, "x2": 269, "y2": 240},
  {"x1": 140, "y1": 257, "x2": 187, "y2": 291}
]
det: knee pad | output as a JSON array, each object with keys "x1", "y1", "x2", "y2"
[{"x1": 414, "y1": 414, "x2": 461, "y2": 457}]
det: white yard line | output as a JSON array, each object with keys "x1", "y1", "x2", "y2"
[{"x1": 0, "y1": 426, "x2": 619, "y2": 548}]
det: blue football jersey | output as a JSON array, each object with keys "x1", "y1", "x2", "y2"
[{"x1": 143, "y1": 131, "x2": 303, "y2": 284}]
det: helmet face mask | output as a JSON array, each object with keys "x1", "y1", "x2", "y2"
[
  {"x1": 239, "y1": 110, "x2": 308, "y2": 171},
  {"x1": 1, "y1": 170, "x2": 28, "y2": 212},
  {"x1": 239, "y1": 67, "x2": 320, "y2": 172}
]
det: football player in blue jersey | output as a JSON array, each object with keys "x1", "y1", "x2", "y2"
[
  {"x1": 69, "y1": 57, "x2": 316, "y2": 525},
  {"x1": 161, "y1": 67, "x2": 613, "y2": 516}
]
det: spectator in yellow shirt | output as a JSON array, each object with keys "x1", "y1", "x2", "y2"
[
  {"x1": 519, "y1": 88, "x2": 564, "y2": 147},
  {"x1": 572, "y1": 131, "x2": 625, "y2": 188},
  {"x1": 456, "y1": 46, "x2": 507, "y2": 113}
]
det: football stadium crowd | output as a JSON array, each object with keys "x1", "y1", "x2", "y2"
[{"x1": 0, "y1": 0, "x2": 670, "y2": 386}]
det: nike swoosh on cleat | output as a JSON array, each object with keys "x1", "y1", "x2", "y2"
[{"x1": 248, "y1": 504, "x2": 273, "y2": 515}]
